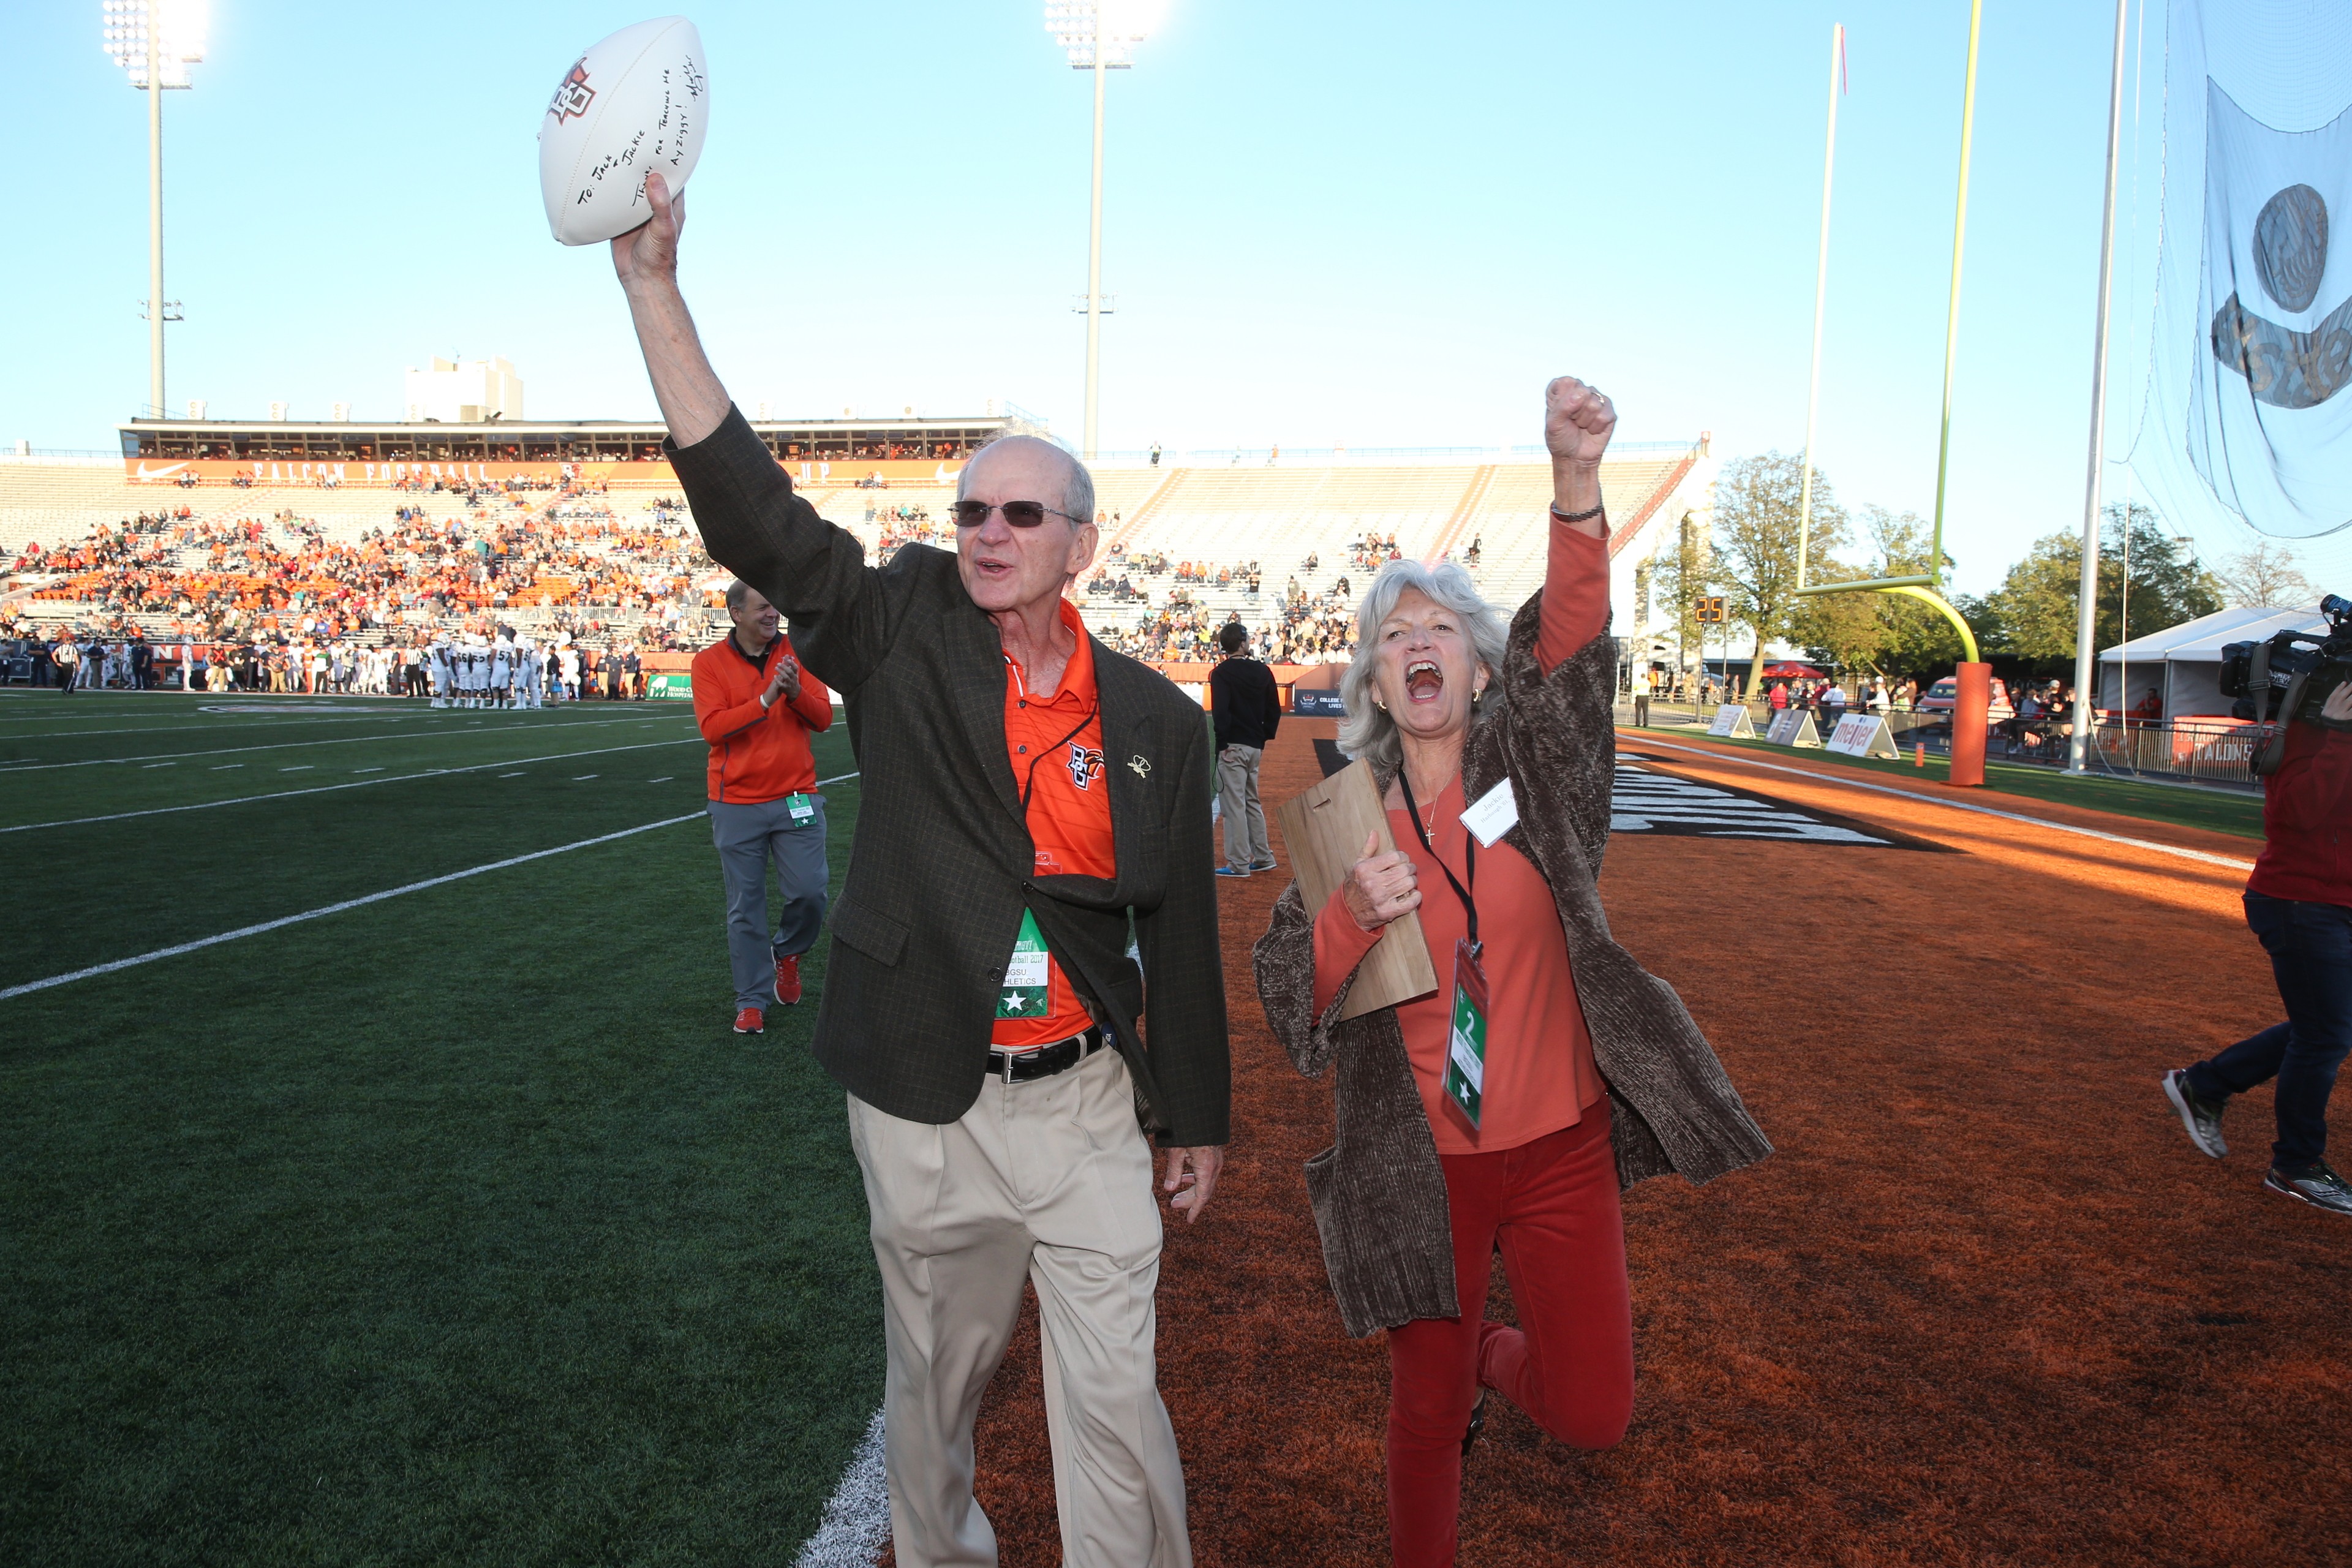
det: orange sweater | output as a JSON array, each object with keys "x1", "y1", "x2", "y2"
[{"x1": 690, "y1": 633, "x2": 835, "y2": 803}]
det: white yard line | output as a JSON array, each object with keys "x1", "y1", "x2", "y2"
[
  {"x1": 0, "y1": 739, "x2": 698, "y2": 835},
  {"x1": 1627, "y1": 738, "x2": 2258, "y2": 872},
  {"x1": 0, "y1": 714, "x2": 695, "y2": 774},
  {"x1": 0, "y1": 772, "x2": 863, "y2": 1002},
  {"x1": 0, "y1": 716, "x2": 404, "y2": 741},
  {"x1": 1, "y1": 760, "x2": 858, "y2": 837},
  {"x1": 0, "y1": 813, "x2": 705, "y2": 1002},
  {"x1": 792, "y1": 1410, "x2": 889, "y2": 1568}
]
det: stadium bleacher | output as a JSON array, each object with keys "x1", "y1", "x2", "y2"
[{"x1": 3, "y1": 439, "x2": 1709, "y2": 673}]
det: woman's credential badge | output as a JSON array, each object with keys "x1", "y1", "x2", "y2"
[{"x1": 1442, "y1": 937, "x2": 1490, "y2": 1131}]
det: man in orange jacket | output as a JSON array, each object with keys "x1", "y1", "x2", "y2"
[{"x1": 693, "y1": 579, "x2": 836, "y2": 1035}]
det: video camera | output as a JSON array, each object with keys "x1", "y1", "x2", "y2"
[{"x1": 2219, "y1": 594, "x2": 2352, "y2": 726}]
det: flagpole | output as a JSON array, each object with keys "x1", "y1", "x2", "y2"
[
  {"x1": 1795, "y1": 22, "x2": 1844, "y2": 593},
  {"x1": 2068, "y1": 0, "x2": 2130, "y2": 775}
]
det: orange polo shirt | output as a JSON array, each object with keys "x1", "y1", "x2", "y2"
[
  {"x1": 1309, "y1": 520, "x2": 1611, "y2": 1153},
  {"x1": 691, "y1": 633, "x2": 834, "y2": 802},
  {"x1": 995, "y1": 597, "x2": 1114, "y2": 1049}
]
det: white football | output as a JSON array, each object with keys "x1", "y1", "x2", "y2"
[{"x1": 538, "y1": 17, "x2": 709, "y2": 247}]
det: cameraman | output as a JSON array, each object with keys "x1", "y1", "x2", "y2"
[{"x1": 2163, "y1": 678, "x2": 2352, "y2": 1214}]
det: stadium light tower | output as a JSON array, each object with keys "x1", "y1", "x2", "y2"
[
  {"x1": 100, "y1": 0, "x2": 207, "y2": 420},
  {"x1": 1045, "y1": 0, "x2": 1161, "y2": 462}
]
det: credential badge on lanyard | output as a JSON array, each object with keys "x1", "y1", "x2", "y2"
[
  {"x1": 998, "y1": 908, "x2": 1052, "y2": 1019},
  {"x1": 1400, "y1": 771, "x2": 1491, "y2": 1131}
]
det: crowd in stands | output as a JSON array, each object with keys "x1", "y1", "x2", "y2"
[
  {"x1": 4, "y1": 479, "x2": 1391, "y2": 692},
  {"x1": 12, "y1": 497, "x2": 718, "y2": 650},
  {"x1": 786, "y1": 440, "x2": 967, "y2": 462},
  {"x1": 1077, "y1": 535, "x2": 1359, "y2": 664},
  {"x1": 1270, "y1": 598, "x2": 1357, "y2": 663},
  {"x1": 1095, "y1": 606, "x2": 1237, "y2": 663},
  {"x1": 1085, "y1": 555, "x2": 1268, "y2": 604}
]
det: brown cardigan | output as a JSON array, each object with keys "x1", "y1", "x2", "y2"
[{"x1": 1252, "y1": 600, "x2": 1771, "y2": 1338}]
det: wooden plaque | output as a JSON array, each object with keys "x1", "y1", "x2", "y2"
[{"x1": 1273, "y1": 757, "x2": 1441, "y2": 1021}]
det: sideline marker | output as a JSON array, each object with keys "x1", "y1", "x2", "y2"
[
  {"x1": 1825, "y1": 713, "x2": 1903, "y2": 760},
  {"x1": 1915, "y1": 742, "x2": 1926, "y2": 768}
]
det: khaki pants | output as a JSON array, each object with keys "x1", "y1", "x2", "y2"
[
  {"x1": 1216, "y1": 744, "x2": 1270, "y2": 870},
  {"x1": 846, "y1": 1046, "x2": 1191, "y2": 1568}
]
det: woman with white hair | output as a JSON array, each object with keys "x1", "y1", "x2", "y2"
[{"x1": 1253, "y1": 378, "x2": 1770, "y2": 1568}]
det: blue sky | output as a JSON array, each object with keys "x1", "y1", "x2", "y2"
[{"x1": 3, "y1": 0, "x2": 2320, "y2": 595}]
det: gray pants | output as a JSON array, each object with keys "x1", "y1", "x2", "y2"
[
  {"x1": 707, "y1": 795, "x2": 830, "y2": 1011},
  {"x1": 1216, "y1": 744, "x2": 1270, "y2": 870}
]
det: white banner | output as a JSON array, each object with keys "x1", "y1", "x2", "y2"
[
  {"x1": 1765, "y1": 709, "x2": 1822, "y2": 749},
  {"x1": 2137, "y1": 0, "x2": 2352, "y2": 540},
  {"x1": 2189, "y1": 83, "x2": 2352, "y2": 527}
]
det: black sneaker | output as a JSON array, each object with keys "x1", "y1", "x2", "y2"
[
  {"x1": 1462, "y1": 1390, "x2": 1488, "y2": 1455},
  {"x1": 2263, "y1": 1162, "x2": 2352, "y2": 1216},
  {"x1": 1249, "y1": 858, "x2": 1278, "y2": 872},
  {"x1": 2163, "y1": 1069, "x2": 2228, "y2": 1159}
]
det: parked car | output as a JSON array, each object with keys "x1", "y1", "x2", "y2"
[{"x1": 1917, "y1": 675, "x2": 2013, "y2": 721}]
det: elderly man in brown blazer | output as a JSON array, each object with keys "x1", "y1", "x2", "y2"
[{"x1": 611, "y1": 173, "x2": 1227, "y2": 1568}]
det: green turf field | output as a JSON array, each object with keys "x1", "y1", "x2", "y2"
[{"x1": 0, "y1": 690, "x2": 881, "y2": 1565}]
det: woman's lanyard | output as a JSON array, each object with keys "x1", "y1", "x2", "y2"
[{"x1": 1396, "y1": 769, "x2": 1477, "y2": 956}]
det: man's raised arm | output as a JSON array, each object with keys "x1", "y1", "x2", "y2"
[
  {"x1": 609, "y1": 173, "x2": 893, "y2": 690},
  {"x1": 612, "y1": 172, "x2": 729, "y2": 448}
]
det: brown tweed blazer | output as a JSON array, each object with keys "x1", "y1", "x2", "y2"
[
  {"x1": 668, "y1": 407, "x2": 1229, "y2": 1146},
  {"x1": 1252, "y1": 600, "x2": 1771, "y2": 1338}
]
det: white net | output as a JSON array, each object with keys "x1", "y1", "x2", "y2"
[{"x1": 2128, "y1": 0, "x2": 2352, "y2": 589}]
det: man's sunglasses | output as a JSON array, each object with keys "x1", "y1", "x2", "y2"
[{"x1": 949, "y1": 500, "x2": 1082, "y2": 529}]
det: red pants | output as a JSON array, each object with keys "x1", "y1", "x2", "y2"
[{"x1": 1384, "y1": 1111, "x2": 1633, "y2": 1568}]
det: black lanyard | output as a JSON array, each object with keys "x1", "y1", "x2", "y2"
[
  {"x1": 1396, "y1": 770, "x2": 1477, "y2": 954},
  {"x1": 1020, "y1": 704, "x2": 1101, "y2": 812},
  {"x1": 1011, "y1": 654, "x2": 1104, "y2": 814}
]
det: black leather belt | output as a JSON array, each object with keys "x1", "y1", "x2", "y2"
[{"x1": 989, "y1": 1026, "x2": 1107, "y2": 1085}]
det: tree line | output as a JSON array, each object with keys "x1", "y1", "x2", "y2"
[{"x1": 1657, "y1": 453, "x2": 2318, "y2": 687}]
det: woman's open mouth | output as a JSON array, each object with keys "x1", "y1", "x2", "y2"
[{"x1": 1404, "y1": 659, "x2": 1444, "y2": 703}]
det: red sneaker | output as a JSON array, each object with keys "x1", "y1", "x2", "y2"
[
  {"x1": 733, "y1": 1006, "x2": 764, "y2": 1035},
  {"x1": 775, "y1": 953, "x2": 803, "y2": 1006}
]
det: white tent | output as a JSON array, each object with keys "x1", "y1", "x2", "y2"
[{"x1": 2098, "y1": 605, "x2": 2332, "y2": 720}]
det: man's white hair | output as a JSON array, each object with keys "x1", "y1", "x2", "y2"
[{"x1": 955, "y1": 434, "x2": 1096, "y2": 529}]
